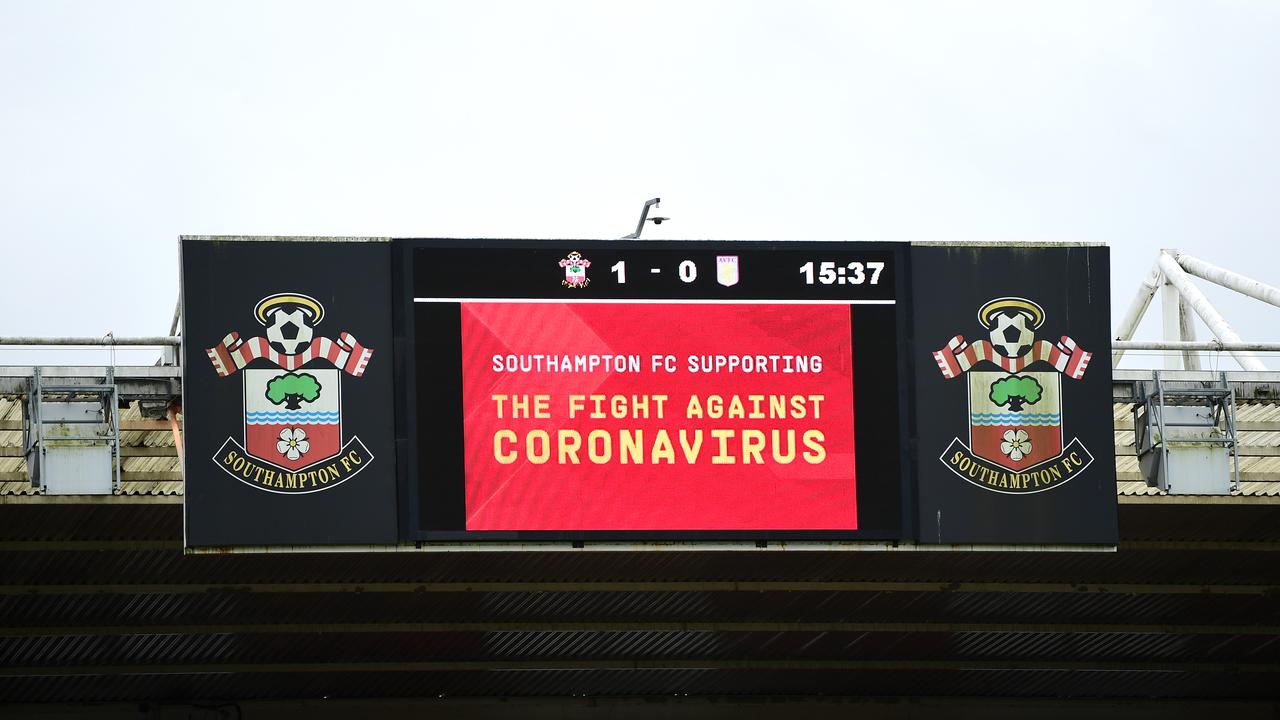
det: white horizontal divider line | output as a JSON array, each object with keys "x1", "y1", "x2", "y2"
[{"x1": 414, "y1": 298, "x2": 896, "y2": 305}]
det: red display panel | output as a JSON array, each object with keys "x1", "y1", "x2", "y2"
[{"x1": 459, "y1": 303, "x2": 856, "y2": 530}]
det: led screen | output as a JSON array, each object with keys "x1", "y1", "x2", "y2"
[
  {"x1": 458, "y1": 302, "x2": 857, "y2": 530},
  {"x1": 405, "y1": 240, "x2": 906, "y2": 541}
]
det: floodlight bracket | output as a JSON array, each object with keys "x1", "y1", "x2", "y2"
[{"x1": 621, "y1": 198, "x2": 661, "y2": 239}]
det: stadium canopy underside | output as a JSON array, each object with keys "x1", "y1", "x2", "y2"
[{"x1": 2, "y1": 370, "x2": 1280, "y2": 716}]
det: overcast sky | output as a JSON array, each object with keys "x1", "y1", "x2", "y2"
[{"x1": 2, "y1": 1, "x2": 1278, "y2": 368}]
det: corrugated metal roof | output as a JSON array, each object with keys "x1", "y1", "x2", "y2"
[
  {"x1": 0, "y1": 397, "x2": 182, "y2": 497},
  {"x1": 1115, "y1": 400, "x2": 1280, "y2": 497}
]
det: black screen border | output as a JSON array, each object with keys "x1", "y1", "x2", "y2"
[{"x1": 395, "y1": 240, "x2": 911, "y2": 543}]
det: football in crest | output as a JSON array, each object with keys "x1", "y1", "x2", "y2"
[
  {"x1": 988, "y1": 310, "x2": 1036, "y2": 358},
  {"x1": 254, "y1": 293, "x2": 324, "y2": 356},
  {"x1": 265, "y1": 308, "x2": 314, "y2": 355},
  {"x1": 976, "y1": 297, "x2": 1043, "y2": 359}
]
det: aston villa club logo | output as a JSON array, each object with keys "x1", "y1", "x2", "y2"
[
  {"x1": 205, "y1": 293, "x2": 375, "y2": 494},
  {"x1": 933, "y1": 297, "x2": 1094, "y2": 494},
  {"x1": 717, "y1": 255, "x2": 740, "y2": 287}
]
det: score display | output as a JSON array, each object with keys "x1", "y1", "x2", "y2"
[
  {"x1": 410, "y1": 243, "x2": 897, "y2": 301},
  {"x1": 402, "y1": 240, "x2": 907, "y2": 541},
  {"x1": 182, "y1": 237, "x2": 1118, "y2": 548}
]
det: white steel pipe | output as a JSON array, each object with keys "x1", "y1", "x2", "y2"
[
  {"x1": 1160, "y1": 281, "x2": 1183, "y2": 370},
  {"x1": 1176, "y1": 252, "x2": 1280, "y2": 309},
  {"x1": 0, "y1": 336, "x2": 181, "y2": 346},
  {"x1": 1156, "y1": 252, "x2": 1268, "y2": 371},
  {"x1": 1177, "y1": 293, "x2": 1200, "y2": 370},
  {"x1": 1112, "y1": 340, "x2": 1280, "y2": 352},
  {"x1": 1111, "y1": 262, "x2": 1162, "y2": 366},
  {"x1": 169, "y1": 297, "x2": 182, "y2": 337},
  {"x1": 1157, "y1": 286, "x2": 1201, "y2": 371}
]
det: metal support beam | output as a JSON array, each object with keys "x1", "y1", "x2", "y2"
[
  {"x1": 1159, "y1": 283, "x2": 1203, "y2": 370},
  {"x1": 1178, "y1": 294, "x2": 1201, "y2": 370},
  {"x1": 0, "y1": 494, "x2": 182, "y2": 505},
  {"x1": 1160, "y1": 281, "x2": 1177, "y2": 366},
  {"x1": 1176, "y1": 252, "x2": 1280, "y2": 309},
  {"x1": 0, "y1": 366, "x2": 180, "y2": 378},
  {"x1": 1119, "y1": 494, "x2": 1280, "y2": 505},
  {"x1": 0, "y1": 366, "x2": 180, "y2": 405},
  {"x1": 169, "y1": 296, "x2": 182, "y2": 337},
  {"x1": 0, "y1": 420, "x2": 173, "y2": 431},
  {"x1": 1117, "y1": 445, "x2": 1280, "y2": 458},
  {"x1": 1156, "y1": 252, "x2": 1267, "y2": 371},
  {"x1": 1112, "y1": 262, "x2": 1162, "y2": 366},
  {"x1": 0, "y1": 337, "x2": 180, "y2": 346},
  {"x1": 0, "y1": 446, "x2": 176, "y2": 458},
  {"x1": 167, "y1": 404, "x2": 184, "y2": 467},
  {"x1": 1113, "y1": 340, "x2": 1280, "y2": 352},
  {"x1": 1161, "y1": 280, "x2": 1194, "y2": 370},
  {"x1": 0, "y1": 471, "x2": 180, "y2": 482}
]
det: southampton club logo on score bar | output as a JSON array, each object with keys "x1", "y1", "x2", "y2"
[
  {"x1": 205, "y1": 293, "x2": 375, "y2": 494},
  {"x1": 558, "y1": 251, "x2": 591, "y2": 288},
  {"x1": 932, "y1": 297, "x2": 1095, "y2": 494}
]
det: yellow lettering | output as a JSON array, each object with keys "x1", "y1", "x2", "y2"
[
  {"x1": 651, "y1": 430, "x2": 675, "y2": 464},
  {"x1": 684, "y1": 395, "x2": 703, "y2": 419},
  {"x1": 771, "y1": 429, "x2": 796, "y2": 464},
  {"x1": 706, "y1": 395, "x2": 723, "y2": 419},
  {"x1": 587, "y1": 430, "x2": 612, "y2": 463},
  {"x1": 711, "y1": 429, "x2": 736, "y2": 464},
  {"x1": 494, "y1": 430, "x2": 517, "y2": 464},
  {"x1": 802, "y1": 430, "x2": 826, "y2": 463},
  {"x1": 678, "y1": 430, "x2": 703, "y2": 463},
  {"x1": 557, "y1": 430, "x2": 582, "y2": 464},
  {"x1": 526, "y1": 430, "x2": 550, "y2": 464},
  {"x1": 618, "y1": 430, "x2": 642, "y2": 465},
  {"x1": 741, "y1": 429, "x2": 766, "y2": 464},
  {"x1": 727, "y1": 396, "x2": 745, "y2": 419}
]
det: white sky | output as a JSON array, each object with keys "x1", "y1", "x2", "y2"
[{"x1": 2, "y1": 1, "x2": 1278, "y2": 368}]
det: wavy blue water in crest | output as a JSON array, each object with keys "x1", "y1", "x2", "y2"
[
  {"x1": 246, "y1": 411, "x2": 340, "y2": 424},
  {"x1": 970, "y1": 412, "x2": 1060, "y2": 426}
]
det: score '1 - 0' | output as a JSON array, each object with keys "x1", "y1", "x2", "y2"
[{"x1": 610, "y1": 260, "x2": 698, "y2": 284}]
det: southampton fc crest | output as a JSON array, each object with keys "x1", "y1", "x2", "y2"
[
  {"x1": 205, "y1": 293, "x2": 375, "y2": 494},
  {"x1": 558, "y1": 251, "x2": 591, "y2": 288},
  {"x1": 932, "y1": 297, "x2": 1095, "y2": 494}
]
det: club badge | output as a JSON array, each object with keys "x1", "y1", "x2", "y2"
[
  {"x1": 558, "y1": 251, "x2": 591, "y2": 288},
  {"x1": 932, "y1": 297, "x2": 1095, "y2": 494},
  {"x1": 205, "y1": 293, "x2": 375, "y2": 494},
  {"x1": 717, "y1": 255, "x2": 740, "y2": 287}
]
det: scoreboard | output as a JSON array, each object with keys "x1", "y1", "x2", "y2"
[
  {"x1": 181, "y1": 238, "x2": 1118, "y2": 549},
  {"x1": 402, "y1": 241, "x2": 907, "y2": 540}
]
